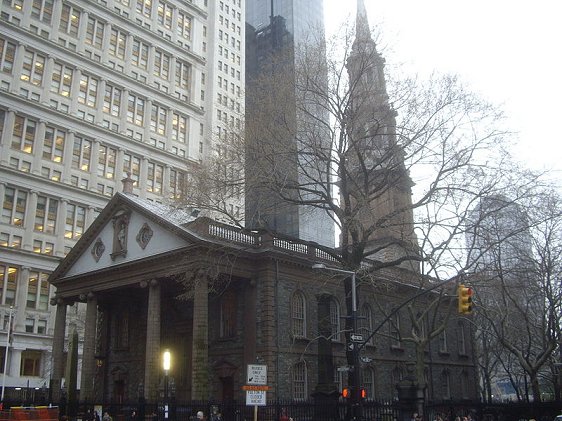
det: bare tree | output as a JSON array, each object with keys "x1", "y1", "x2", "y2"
[
  {"x1": 469, "y1": 190, "x2": 562, "y2": 402},
  {"x1": 182, "y1": 16, "x2": 554, "y2": 401}
]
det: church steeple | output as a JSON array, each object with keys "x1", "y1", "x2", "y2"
[
  {"x1": 345, "y1": 0, "x2": 420, "y2": 273},
  {"x1": 348, "y1": 0, "x2": 387, "y2": 104},
  {"x1": 355, "y1": 0, "x2": 372, "y2": 45}
]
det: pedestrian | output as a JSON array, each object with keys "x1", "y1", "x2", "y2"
[
  {"x1": 210, "y1": 407, "x2": 222, "y2": 421},
  {"x1": 279, "y1": 408, "x2": 290, "y2": 421}
]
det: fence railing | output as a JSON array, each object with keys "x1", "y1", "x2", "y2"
[
  {"x1": 1, "y1": 397, "x2": 559, "y2": 421},
  {"x1": 47, "y1": 400, "x2": 402, "y2": 421}
]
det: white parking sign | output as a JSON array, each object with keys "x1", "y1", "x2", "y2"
[{"x1": 245, "y1": 390, "x2": 266, "y2": 406}]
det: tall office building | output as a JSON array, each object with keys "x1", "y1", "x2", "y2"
[
  {"x1": 0, "y1": 0, "x2": 243, "y2": 395},
  {"x1": 244, "y1": 0, "x2": 335, "y2": 247},
  {"x1": 466, "y1": 195, "x2": 534, "y2": 275},
  {"x1": 466, "y1": 195, "x2": 537, "y2": 400}
]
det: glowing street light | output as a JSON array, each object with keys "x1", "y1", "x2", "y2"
[{"x1": 162, "y1": 350, "x2": 171, "y2": 419}]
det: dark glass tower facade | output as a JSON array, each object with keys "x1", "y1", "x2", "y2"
[
  {"x1": 246, "y1": 0, "x2": 325, "y2": 44},
  {"x1": 245, "y1": 0, "x2": 334, "y2": 247}
]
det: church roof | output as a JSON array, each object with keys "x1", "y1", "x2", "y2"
[{"x1": 48, "y1": 192, "x2": 340, "y2": 287}]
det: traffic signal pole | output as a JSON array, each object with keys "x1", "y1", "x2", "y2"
[
  {"x1": 312, "y1": 264, "x2": 362, "y2": 421},
  {"x1": 350, "y1": 271, "x2": 362, "y2": 421}
]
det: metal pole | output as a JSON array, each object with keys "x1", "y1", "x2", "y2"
[
  {"x1": 312, "y1": 265, "x2": 362, "y2": 421},
  {"x1": 164, "y1": 372, "x2": 168, "y2": 419},
  {"x1": 351, "y1": 273, "x2": 361, "y2": 421},
  {"x1": 1, "y1": 307, "x2": 13, "y2": 402}
]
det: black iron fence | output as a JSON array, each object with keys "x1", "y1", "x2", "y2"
[
  {"x1": 63, "y1": 400, "x2": 402, "y2": 421},
  {"x1": 0, "y1": 397, "x2": 559, "y2": 421}
]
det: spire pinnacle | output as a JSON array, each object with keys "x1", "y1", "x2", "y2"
[{"x1": 356, "y1": 0, "x2": 371, "y2": 42}]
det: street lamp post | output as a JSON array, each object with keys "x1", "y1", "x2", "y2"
[
  {"x1": 1, "y1": 306, "x2": 15, "y2": 404},
  {"x1": 312, "y1": 264, "x2": 362, "y2": 421},
  {"x1": 162, "y1": 350, "x2": 171, "y2": 419}
]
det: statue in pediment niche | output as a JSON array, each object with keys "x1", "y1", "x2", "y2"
[{"x1": 111, "y1": 212, "x2": 130, "y2": 259}]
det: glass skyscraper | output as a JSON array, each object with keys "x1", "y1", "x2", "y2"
[
  {"x1": 245, "y1": 0, "x2": 334, "y2": 247},
  {"x1": 246, "y1": 0, "x2": 325, "y2": 44}
]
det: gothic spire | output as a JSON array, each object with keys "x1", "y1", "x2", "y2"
[{"x1": 355, "y1": 0, "x2": 372, "y2": 44}]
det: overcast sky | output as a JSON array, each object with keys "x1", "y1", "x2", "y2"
[{"x1": 324, "y1": 0, "x2": 562, "y2": 178}]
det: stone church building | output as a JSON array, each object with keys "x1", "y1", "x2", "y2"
[
  {"x1": 47, "y1": 188, "x2": 478, "y2": 405},
  {"x1": 48, "y1": 0, "x2": 478, "y2": 407}
]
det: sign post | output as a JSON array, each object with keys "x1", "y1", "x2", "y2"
[{"x1": 245, "y1": 364, "x2": 267, "y2": 421}]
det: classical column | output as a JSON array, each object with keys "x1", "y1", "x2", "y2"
[
  {"x1": 191, "y1": 275, "x2": 209, "y2": 400},
  {"x1": 143, "y1": 99, "x2": 152, "y2": 143},
  {"x1": 20, "y1": 0, "x2": 33, "y2": 28},
  {"x1": 22, "y1": 191, "x2": 38, "y2": 250},
  {"x1": 55, "y1": 200, "x2": 68, "y2": 257},
  {"x1": 119, "y1": 88, "x2": 129, "y2": 134},
  {"x1": 165, "y1": 111, "x2": 174, "y2": 151},
  {"x1": 89, "y1": 139, "x2": 100, "y2": 191},
  {"x1": 0, "y1": 110, "x2": 16, "y2": 165},
  {"x1": 9, "y1": 349, "x2": 22, "y2": 379},
  {"x1": 62, "y1": 131, "x2": 75, "y2": 184},
  {"x1": 100, "y1": 23, "x2": 112, "y2": 65},
  {"x1": 14, "y1": 267, "x2": 29, "y2": 331},
  {"x1": 116, "y1": 148, "x2": 125, "y2": 181},
  {"x1": 69, "y1": 68, "x2": 82, "y2": 115},
  {"x1": 139, "y1": 157, "x2": 148, "y2": 199},
  {"x1": 32, "y1": 122, "x2": 47, "y2": 175},
  {"x1": 143, "y1": 279, "x2": 161, "y2": 402},
  {"x1": 10, "y1": 44, "x2": 26, "y2": 94},
  {"x1": 147, "y1": 46, "x2": 155, "y2": 86},
  {"x1": 41, "y1": 57, "x2": 55, "y2": 106},
  {"x1": 49, "y1": 0, "x2": 63, "y2": 42},
  {"x1": 76, "y1": 11, "x2": 89, "y2": 54},
  {"x1": 50, "y1": 299, "x2": 68, "y2": 403},
  {"x1": 95, "y1": 78, "x2": 107, "y2": 125},
  {"x1": 80, "y1": 292, "x2": 97, "y2": 402}
]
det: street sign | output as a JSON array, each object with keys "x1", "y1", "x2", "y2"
[
  {"x1": 247, "y1": 364, "x2": 267, "y2": 385},
  {"x1": 346, "y1": 343, "x2": 355, "y2": 351},
  {"x1": 245, "y1": 390, "x2": 266, "y2": 406},
  {"x1": 242, "y1": 385, "x2": 270, "y2": 391},
  {"x1": 350, "y1": 333, "x2": 363, "y2": 342},
  {"x1": 360, "y1": 356, "x2": 373, "y2": 363},
  {"x1": 337, "y1": 366, "x2": 352, "y2": 372}
]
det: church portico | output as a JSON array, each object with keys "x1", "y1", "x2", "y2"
[{"x1": 47, "y1": 193, "x2": 267, "y2": 403}]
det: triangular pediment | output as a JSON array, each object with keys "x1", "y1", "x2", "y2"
[
  {"x1": 66, "y1": 208, "x2": 190, "y2": 278},
  {"x1": 51, "y1": 193, "x2": 198, "y2": 283}
]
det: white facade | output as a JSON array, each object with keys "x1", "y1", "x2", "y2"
[
  {"x1": 204, "y1": 0, "x2": 245, "y2": 223},
  {"x1": 0, "y1": 0, "x2": 242, "y2": 394}
]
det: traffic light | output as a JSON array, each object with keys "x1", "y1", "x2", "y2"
[
  {"x1": 458, "y1": 284, "x2": 473, "y2": 314},
  {"x1": 341, "y1": 387, "x2": 367, "y2": 399}
]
